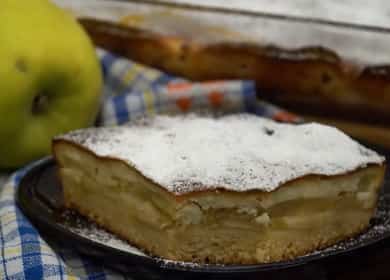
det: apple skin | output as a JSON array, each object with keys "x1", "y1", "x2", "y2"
[{"x1": 0, "y1": 0, "x2": 102, "y2": 168}]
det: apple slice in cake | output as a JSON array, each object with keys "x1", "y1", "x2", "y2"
[{"x1": 52, "y1": 114, "x2": 385, "y2": 264}]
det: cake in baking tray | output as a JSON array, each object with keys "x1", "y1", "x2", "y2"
[{"x1": 52, "y1": 114, "x2": 385, "y2": 264}]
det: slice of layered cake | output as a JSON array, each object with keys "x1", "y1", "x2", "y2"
[{"x1": 52, "y1": 114, "x2": 385, "y2": 264}]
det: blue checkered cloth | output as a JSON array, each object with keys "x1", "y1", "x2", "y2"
[{"x1": 0, "y1": 49, "x2": 299, "y2": 279}]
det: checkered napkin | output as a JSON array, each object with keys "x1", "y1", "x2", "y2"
[{"x1": 0, "y1": 49, "x2": 299, "y2": 280}]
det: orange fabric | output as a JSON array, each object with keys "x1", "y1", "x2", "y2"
[
  {"x1": 167, "y1": 82, "x2": 192, "y2": 92},
  {"x1": 208, "y1": 91, "x2": 224, "y2": 107},
  {"x1": 273, "y1": 111, "x2": 299, "y2": 122},
  {"x1": 176, "y1": 96, "x2": 192, "y2": 112}
]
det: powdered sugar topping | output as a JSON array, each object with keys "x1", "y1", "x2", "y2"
[{"x1": 57, "y1": 114, "x2": 385, "y2": 195}]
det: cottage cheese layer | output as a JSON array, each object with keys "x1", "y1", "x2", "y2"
[{"x1": 56, "y1": 114, "x2": 384, "y2": 195}]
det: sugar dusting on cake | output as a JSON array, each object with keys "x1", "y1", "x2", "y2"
[{"x1": 56, "y1": 114, "x2": 385, "y2": 195}]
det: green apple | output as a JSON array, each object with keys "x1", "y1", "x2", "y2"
[{"x1": 0, "y1": 0, "x2": 102, "y2": 168}]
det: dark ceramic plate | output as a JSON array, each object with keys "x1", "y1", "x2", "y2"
[{"x1": 16, "y1": 143, "x2": 390, "y2": 280}]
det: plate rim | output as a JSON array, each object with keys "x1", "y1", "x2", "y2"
[{"x1": 16, "y1": 157, "x2": 390, "y2": 274}]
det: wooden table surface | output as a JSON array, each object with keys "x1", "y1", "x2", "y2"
[{"x1": 159, "y1": 0, "x2": 390, "y2": 29}]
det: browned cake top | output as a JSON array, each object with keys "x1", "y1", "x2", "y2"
[{"x1": 56, "y1": 114, "x2": 385, "y2": 195}]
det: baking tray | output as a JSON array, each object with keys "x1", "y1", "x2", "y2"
[
  {"x1": 55, "y1": 0, "x2": 390, "y2": 150},
  {"x1": 16, "y1": 141, "x2": 390, "y2": 280}
]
